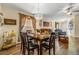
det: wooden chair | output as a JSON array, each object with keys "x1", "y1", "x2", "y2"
[
  {"x1": 20, "y1": 32, "x2": 39, "y2": 55},
  {"x1": 41, "y1": 32, "x2": 56, "y2": 55}
]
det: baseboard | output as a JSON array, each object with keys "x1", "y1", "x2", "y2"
[{"x1": 72, "y1": 36, "x2": 79, "y2": 39}]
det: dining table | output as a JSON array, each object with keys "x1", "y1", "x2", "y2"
[{"x1": 27, "y1": 33, "x2": 50, "y2": 55}]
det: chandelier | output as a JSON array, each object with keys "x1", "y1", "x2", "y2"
[{"x1": 34, "y1": 3, "x2": 43, "y2": 20}]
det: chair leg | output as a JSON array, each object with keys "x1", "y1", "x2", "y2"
[
  {"x1": 28, "y1": 49, "x2": 30, "y2": 55},
  {"x1": 21, "y1": 43, "x2": 24, "y2": 54},
  {"x1": 37, "y1": 47, "x2": 39, "y2": 55},
  {"x1": 49, "y1": 48, "x2": 51, "y2": 55},
  {"x1": 49, "y1": 44, "x2": 51, "y2": 55},
  {"x1": 53, "y1": 46, "x2": 55, "y2": 55},
  {"x1": 22, "y1": 47, "x2": 26, "y2": 55}
]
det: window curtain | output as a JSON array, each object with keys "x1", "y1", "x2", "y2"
[{"x1": 19, "y1": 13, "x2": 36, "y2": 32}]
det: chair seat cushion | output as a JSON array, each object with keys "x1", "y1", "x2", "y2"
[
  {"x1": 27, "y1": 43, "x2": 39, "y2": 50},
  {"x1": 42, "y1": 42, "x2": 53, "y2": 49}
]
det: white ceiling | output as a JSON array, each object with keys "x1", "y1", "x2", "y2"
[{"x1": 4, "y1": 3, "x2": 70, "y2": 19}]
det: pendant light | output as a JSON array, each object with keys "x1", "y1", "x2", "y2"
[{"x1": 34, "y1": 3, "x2": 43, "y2": 20}]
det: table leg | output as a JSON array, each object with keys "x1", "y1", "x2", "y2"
[
  {"x1": 39, "y1": 41, "x2": 42, "y2": 55},
  {"x1": 53, "y1": 45, "x2": 55, "y2": 55},
  {"x1": 53, "y1": 39, "x2": 55, "y2": 55},
  {"x1": 49, "y1": 46, "x2": 51, "y2": 55}
]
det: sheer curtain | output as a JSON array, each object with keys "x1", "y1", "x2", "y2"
[{"x1": 19, "y1": 13, "x2": 36, "y2": 33}]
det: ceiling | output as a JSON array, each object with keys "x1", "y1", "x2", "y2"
[{"x1": 4, "y1": 3, "x2": 72, "y2": 19}]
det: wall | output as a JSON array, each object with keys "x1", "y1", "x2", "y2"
[
  {"x1": 36, "y1": 19, "x2": 55, "y2": 31},
  {"x1": 2, "y1": 4, "x2": 19, "y2": 43},
  {"x1": 74, "y1": 14, "x2": 79, "y2": 37},
  {"x1": 0, "y1": 4, "x2": 3, "y2": 49},
  {"x1": 52, "y1": 20, "x2": 55, "y2": 32},
  {"x1": 0, "y1": 4, "x2": 32, "y2": 44},
  {"x1": 59, "y1": 21, "x2": 68, "y2": 32},
  {"x1": 68, "y1": 15, "x2": 77, "y2": 54},
  {"x1": 54, "y1": 17, "x2": 71, "y2": 35}
]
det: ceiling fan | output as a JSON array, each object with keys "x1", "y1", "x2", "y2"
[
  {"x1": 63, "y1": 3, "x2": 79, "y2": 15},
  {"x1": 72, "y1": 10, "x2": 79, "y2": 12}
]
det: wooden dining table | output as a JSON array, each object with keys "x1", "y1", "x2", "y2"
[{"x1": 27, "y1": 33, "x2": 50, "y2": 55}]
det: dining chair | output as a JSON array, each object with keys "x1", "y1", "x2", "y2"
[
  {"x1": 20, "y1": 32, "x2": 39, "y2": 55},
  {"x1": 41, "y1": 32, "x2": 56, "y2": 55}
]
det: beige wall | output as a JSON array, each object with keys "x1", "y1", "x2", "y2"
[
  {"x1": 68, "y1": 16, "x2": 77, "y2": 54},
  {"x1": 0, "y1": 4, "x2": 32, "y2": 44},
  {"x1": 36, "y1": 20, "x2": 55, "y2": 31},
  {"x1": 59, "y1": 21, "x2": 68, "y2": 32},
  {"x1": 74, "y1": 14, "x2": 79, "y2": 37},
  {"x1": 2, "y1": 4, "x2": 19, "y2": 43},
  {"x1": 52, "y1": 20, "x2": 55, "y2": 31},
  {"x1": 55, "y1": 20, "x2": 68, "y2": 32}
]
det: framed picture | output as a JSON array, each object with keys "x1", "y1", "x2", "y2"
[
  {"x1": 43, "y1": 21, "x2": 49, "y2": 27},
  {"x1": 4, "y1": 18, "x2": 16, "y2": 25}
]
